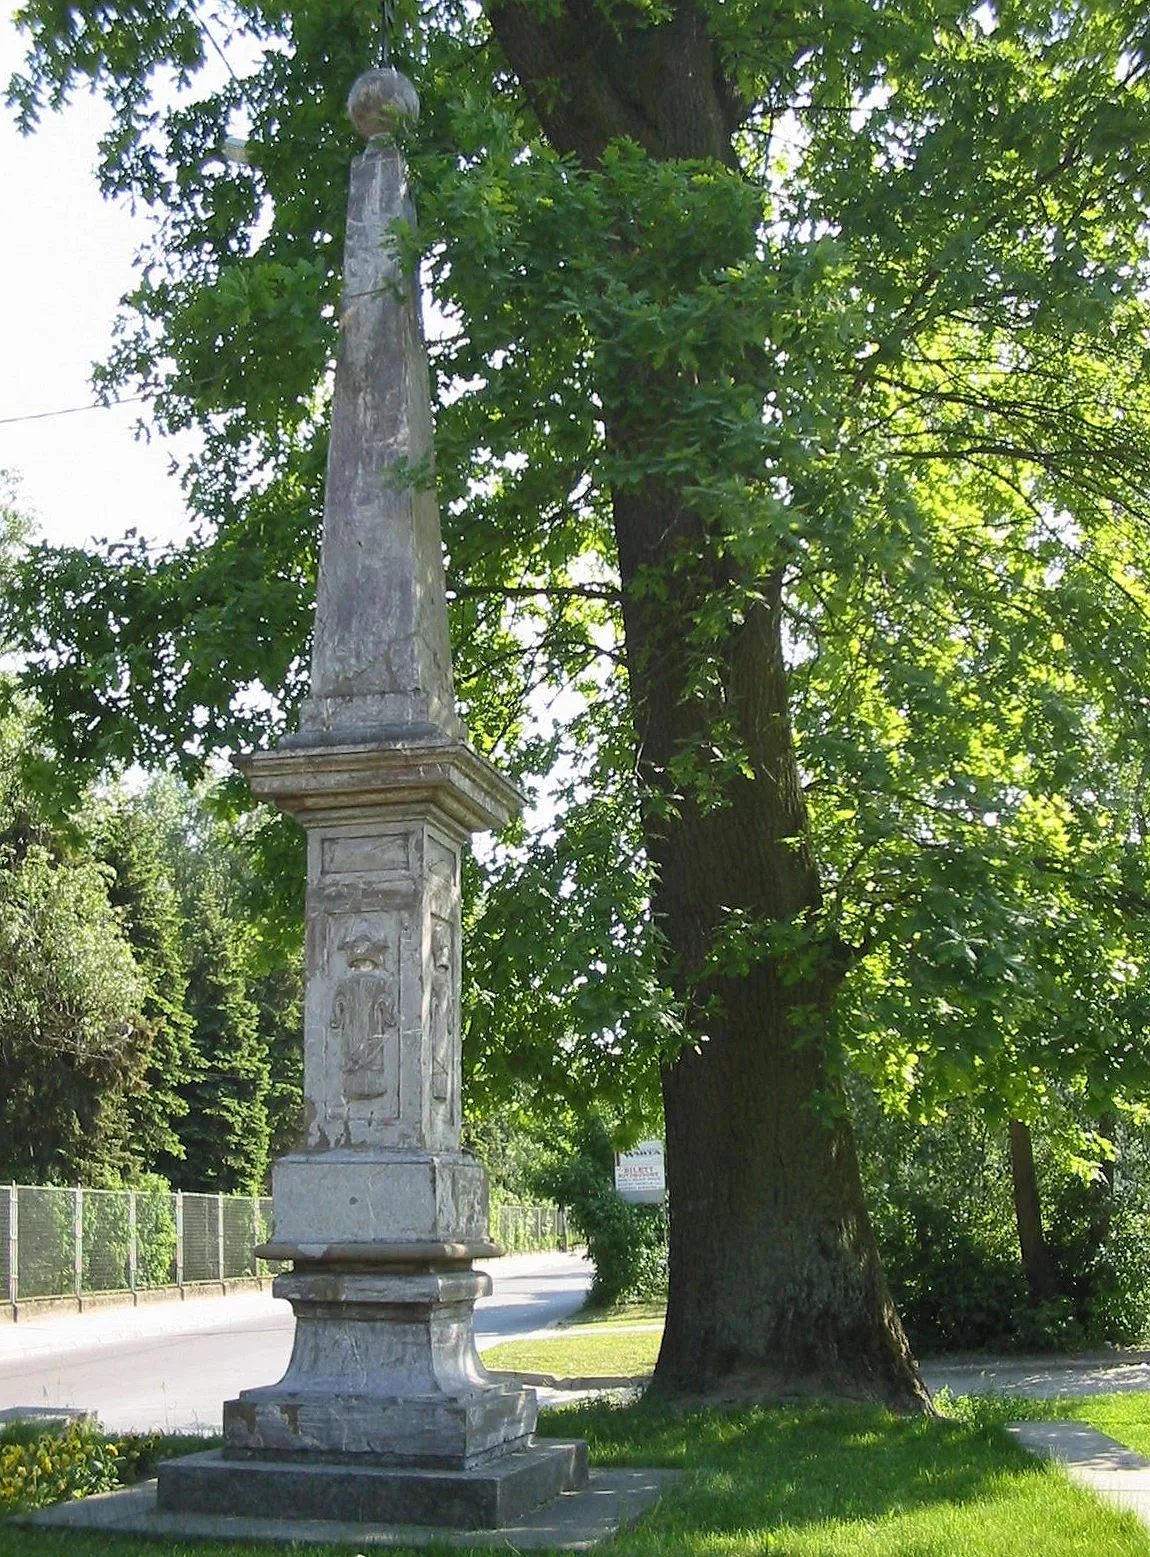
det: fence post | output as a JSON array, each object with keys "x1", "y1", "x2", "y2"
[
  {"x1": 7, "y1": 1186, "x2": 17, "y2": 1306},
  {"x1": 251, "y1": 1195, "x2": 259, "y2": 1279},
  {"x1": 217, "y1": 1192, "x2": 226, "y2": 1284},
  {"x1": 73, "y1": 1186, "x2": 83, "y2": 1300},
  {"x1": 128, "y1": 1189, "x2": 138, "y2": 1295},
  {"x1": 175, "y1": 1190, "x2": 185, "y2": 1288}
]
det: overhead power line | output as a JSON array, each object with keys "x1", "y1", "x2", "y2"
[{"x1": 0, "y1": 395, "x2": 149, "y2": 429}]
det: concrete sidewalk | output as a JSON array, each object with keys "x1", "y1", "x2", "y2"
[
  {"x1": 0, "y1": 1288, "x2": 289, "y2": 1366},
  {"x1": 1008, "y1": 1421, "x2": 1150, "y2": 1533}
]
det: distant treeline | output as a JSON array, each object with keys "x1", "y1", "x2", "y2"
[{"x1": 0, "y1": 697, "x2": 301, "y2": 1193}]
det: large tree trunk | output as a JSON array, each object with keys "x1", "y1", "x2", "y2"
[
  {"x1": 614, "y1": 478, "x2": 926, "y2": 1406},
  {"x1": 487, "y1": 0, "x2": 929, "y2": 1408}
]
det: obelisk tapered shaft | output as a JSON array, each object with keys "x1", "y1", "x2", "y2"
[{"x1": 298, "y1": 69, "x2": 462, "y2": 745}]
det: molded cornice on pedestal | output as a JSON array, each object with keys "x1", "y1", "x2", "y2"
[{"x1": 239, "y1": 737, "x2": 524, "y2": 837}]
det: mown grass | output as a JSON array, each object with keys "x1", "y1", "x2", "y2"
[
  {"x1": 483, "y1": 1328, "x2": 660, "y2": 1377},
  {"x1": 3, "y1": 1394, "x2": 1150, "y2": 1555},
  {"x1": 563, "y1": 1300, "x2": 667, "y2": 1329},
  {"x1": 945, "y1": 1388, "x2": 1150, "y2": 1457}
]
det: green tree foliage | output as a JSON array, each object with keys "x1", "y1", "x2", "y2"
[
  {"x1": 854, "y1": 1092, "x2": 1150, "y2": 1353},
  {"x1": 0, "y1": 705, "x2": 150, "y2": 1184},
  {"x1": 178, "y1": 871, "x2": 270, "y2": 1193},
  {"x1": 106, "y1": 774, "x2": 283, "y2": 1191},
  {"x1": 253, "y1": 960, "x2": 304, "y2": 1162},
  {"x1": 7, "y1": 0, "x2": 1150, "y2": 1399},
  {"x1": 93, "y1": 793, "x2": 197, "y2": 1176}
]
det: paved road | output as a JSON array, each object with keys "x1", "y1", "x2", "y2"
[
  {"x1": 922, "y1": 1351, "x2": 1150, "y2": 1400},
  {"x1": 7, "y1": 1258, "x2": 1147, "y2": 1435},
  {"x1": 0, "y1": 1251, "x2": 592, "y2": 1435}
]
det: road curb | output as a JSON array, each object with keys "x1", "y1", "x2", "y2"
[{"x1": 486, "y1": 1368, "x2": 649, "y2": 1391}]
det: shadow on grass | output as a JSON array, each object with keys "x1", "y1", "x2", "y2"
[{"x1": 542, "y1": 1395, "x2": 1052, "y2": 1538}]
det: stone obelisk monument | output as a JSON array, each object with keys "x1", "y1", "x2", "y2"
[{"x1": 156, "y1": 64, "x2": 586, "y2": 1530}]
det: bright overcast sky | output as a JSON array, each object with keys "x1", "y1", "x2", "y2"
[{"x1": 0, "y1": 15, "x2": 190, "y2": 551}]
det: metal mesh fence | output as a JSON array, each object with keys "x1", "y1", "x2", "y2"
[
  {"x1": 494, "y1": 1203, "x2": 567, "y2": 1253},
  {"x1": 223, "y1": 1196, "x2": 259, "y2": 1280},
  {"x1": 81, "y1": 1189, "x2": 131, "y2": 1293},
  {"x1": 0, "y1": 1184, "x2": 562, "y2": 1303},
  {"x1": 0, "y1": 1189, "x2": 10, "y2": 1302},
  {"x1": 180, "y1": 1193, "x2": 221, "y2": 1284},
  {"x1": 15, "y1": 1186, "x2": 76, "y2": 1299}
]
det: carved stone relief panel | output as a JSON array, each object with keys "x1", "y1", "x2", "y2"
[
  {"x1": 328, "y1": 917, "x2": 400, "y2": 1119},
  {"x1": 425, "y1": 832, "x2": 461, "y2": 1143},
  {"x1": 428, "y1": 915, "x2": 455, "y2": 1118},
  {"x1": 425, "y1": 833, "x2": 458, "y2": 913},
  {"x1": 305, "y1": 826, "x2": 420, "y2": 1144},
  {"x1": 299, "y1": 822, "x2": 469, "y2": 1149},
  {"x1": 321, "y1": 832, "x2": 412, "y2": 879}
]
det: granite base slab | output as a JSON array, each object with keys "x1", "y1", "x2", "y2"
[
  {"x1": 157, "y1": 1438, "x2": 586, "y2": 1528},
  {"x1": 13, "y1": 1466, "x2": 681, "y2": 1550}
]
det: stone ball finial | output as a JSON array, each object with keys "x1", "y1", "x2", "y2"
[{"x1": 349, "y1": 67, "x2": 420, "y2": 139}]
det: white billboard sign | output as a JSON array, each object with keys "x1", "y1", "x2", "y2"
[{"x1": 614, "y1": 1139, "x2": 666, "y2": 1204}]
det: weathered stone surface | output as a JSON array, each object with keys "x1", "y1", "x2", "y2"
[
  {"x1": 243, "y1": 741, "x2": 522, "y2": 834},
  {"x1": 223, "y1": 1385, "x2": 536, "y2": 1468},
  {"x1": 233, "y1": 772, "x2": 519, "y2": 1158},
  {"x1": 219, "y1": 1264, "x2": 537, "y2": 1468},
  {"x1": 157, "y1": 1440, "x2": 589, "y2": 1529},
  {"x1": 264, "y1": 1152, "x2": 490, "y2": 1248},
  {"x1": 18, "y1": 1465, "x2": 681, "y2": 1549},
  {"x1": 294, "y1": 109, "x2": 459, "y2": 748},
  {"x1": 301, "y1": 816, "x2": 462, "y2": 1155},
  {"x1": 348, "y1": 66, "x2": 420, "y2": 139}
]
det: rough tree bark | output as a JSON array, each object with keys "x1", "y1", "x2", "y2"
[
  {"x1": 487, "y1": 0, "x2": 929, "y2": 1407},
  {"x1": 1008, "y1": 1118, "x2": 1060, "y2": 1304}
]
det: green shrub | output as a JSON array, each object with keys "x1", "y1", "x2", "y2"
[
  {"x1": 1048, "y1": 1199, "x2": 1150, "y2": 1347},
  {"x1": 531, "y1": 1115, "x2": 667, "y2": 1307},
  {"x1": 134, "y1": 1178, "x2": 178, "y2": 1287},
  {"x1": 77, "y1": 1179, "x2": 177, "y2": 1293},
  {"x1": 855, "y1": 1089, "x2": 1150, "y2": 1353},
  {"x1": 874, "y1": 1196, "x2": 1029, "y2": 1352}
]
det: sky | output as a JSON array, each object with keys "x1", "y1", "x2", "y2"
[{"x1": 0, "y1": 16, "x2": 190, "y2": 550}]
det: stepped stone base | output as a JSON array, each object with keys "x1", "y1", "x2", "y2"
[{"x1": 156, "y1": 1439, "x2": 589, "y2": 1529}]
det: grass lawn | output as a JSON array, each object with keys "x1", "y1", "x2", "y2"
[
  {"x1": 563, "y1": 1301, "x2": 667, "y2": 1329},
  {"x1": 483, "y1": 1328, "x2": 660, "y2": 1377},
  {"x1": 3, "y1": 1394, "x2": 1150, "y2": 1555},
  {"x1": 949, "y1": 1388, "x2": 1150, "y2": 1457}
]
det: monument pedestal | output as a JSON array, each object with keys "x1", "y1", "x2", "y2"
[
  {"x1": 157, "y1": 1252, "x2": 586, "y2": 1529},
  {"x1": 222, "y1": 1263, "x2": 536, "y2": 1465},
  {"x1": 153, "y1": 729, "x2": 590, "y2": 1525}
]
